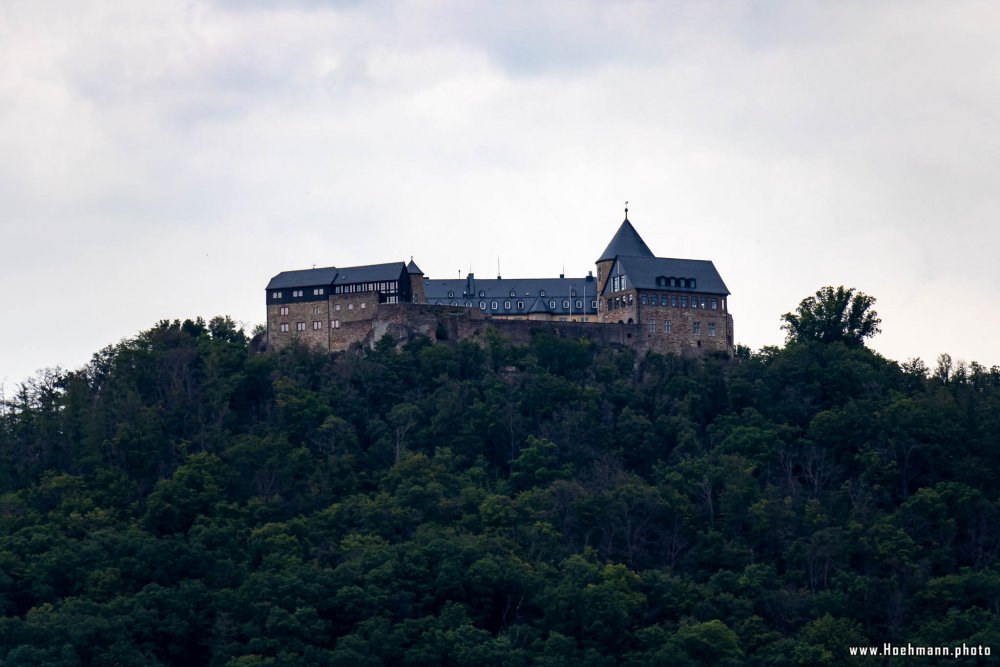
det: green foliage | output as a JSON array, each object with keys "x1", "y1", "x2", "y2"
[
  {"x1": 0, "y1": 317, "x2": 998, "y2": 664},
  {"x1": 781, "y1": 285, "x2": 881, "y2": 347}
]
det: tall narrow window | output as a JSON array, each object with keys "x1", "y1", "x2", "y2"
[
  {"x1": 693, "y1": 321, "x2": 701, "y2": 336},
  {"x1": 708, "y1": 322, "x2": 717, "y2": 337},
  {"x1": 279, "y1": 323, "x2": 289, "y2": 332},
  {"x1": 664, "y1": 320, "x2": 671, "y2": 333},
  {"x1": 313, "y1": 321, "x2": 322, "y2": 330},
  {"x1": 296, "y1": 322, "x2": 306, "y2": 331},
  {"x1": 279, "y1": 306, "x2": 289, "y2": 316}
]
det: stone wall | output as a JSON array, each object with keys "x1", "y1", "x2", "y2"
[{"x1": 268, "y1": 301, "x2": 732, "y2": 357}]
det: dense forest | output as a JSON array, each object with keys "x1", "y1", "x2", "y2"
[{"x1": 0, "y1": 307, "x2": 998, "y2": 665}]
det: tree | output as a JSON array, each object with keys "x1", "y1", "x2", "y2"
[{"x1": 781, "y1": 286, "x2": 881, "y2": 347}]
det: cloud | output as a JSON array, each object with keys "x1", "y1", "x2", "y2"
[{"x1": 1, "y1": 0, "x2": 999, "y2": 385}]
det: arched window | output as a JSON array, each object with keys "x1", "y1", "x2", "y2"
[{"x1": 509, "y1": 289, "x2": 516, "y2": 297}]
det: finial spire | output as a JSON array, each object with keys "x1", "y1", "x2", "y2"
[{"x1": 625, "y1": 200, "x2": 629, "y2": 219}]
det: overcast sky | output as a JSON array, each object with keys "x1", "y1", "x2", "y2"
[{"x1": 2, "y1": 0, "x2": 998, "y2": 388}]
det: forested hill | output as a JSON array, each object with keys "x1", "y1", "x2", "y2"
[{"x1": 1, "y1": 316, "x2": 998, "y2": 665}]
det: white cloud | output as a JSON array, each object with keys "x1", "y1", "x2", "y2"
[{"x1": 2, "y1": 0, "x2": 999, "y2": 386}]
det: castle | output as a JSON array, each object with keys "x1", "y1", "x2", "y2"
[{"x1": 265, "y1": 210, "x2": 734, "y2": 356}]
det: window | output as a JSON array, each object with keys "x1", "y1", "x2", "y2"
[
  {"x1": 648, "y1": 322, "x2": 656, "y2": 332},
  {"x1": 509, "y1": 290, "x2": 516, "y2": 297},
  {"x1": 466, "y1": 301, "x2": 472, "y2": 307},
  {"x1": 279, "y1": 306, "x2": 289, "y2": 316},
  {"x1": 492, "y1": 301, "x2": 498, "y2": 309},
  {"x1": 641, "y1": 295, "x2": 647, "y2": 305},
  {"x1": 680, "y1": 296, "x2": 688, "y2": 308},
  {"x1": 296, "y1": 322, "x2": 306, "y2": 331},
  {"x1": 664, "y1": 320, "x2": 671, "y2": 333},
  {"x1": 504, "y1": 301, "x2": 511, "y2": 309},
  {"x1": 563, "y1": 300, "x2": 569, "y2": 308},
  {"x1": 348, "y1": 304, "x2": 354, "y2": 310},
  {"x1": 313, "y1": 321, "x2": 322, "y2": 330},
  {"x1": 576, "y1": 300, "x2": 582, "y2": 309},
  {"x1": 480, "y1": 301, "x2": 486, "y2": 310},
  {"x1": 311, "y1": 305, "x2": 320, "y2": 314},
  {"x1": 279, "y1": 323, "x2": 289, "y2": 332},
  {"x1": 331, "y1": 319, "x2": 340, "y2": 329},
  {"x1": 693, "y1": 322, "x2": 701, "y2": 336},
  {"x1": 360, "y1": 302, "x2": 366, "y2": 309},
  {"x1": 292, "y1": 289, "x2": 303, "y2": 298},
  {"x1": 613, "y1": 276, "x2": 619, "y2": 291},
  {"x1": 313, "y1": 288, "x2": 324, "y2": 296},
  {"x1": 701, "y1": 297, "x2": 707, "y2": 309},
  {"x1": 550, "y1": 300, "x2": 556, "y2": 308},
  {"x1": 708, "y1": 322, "x2": 717, "y2": 337},
  {"x1": 621, "y1": 276, "x2": 627, "y2": 290},
  {"x1": 335, "y1": 304, "x2": 341, "y2": 311},
  {"x1": 448, "y1": 290, "x2": 454, "y2": 298},
  {"x1": 671, "y1": 295, "x2": 678, "y2": 307},
  {"x1": 691, "y1": 297, "x2": 697, "y2": 309},
  {"x1": 711, "y1": 298, "x2": 718, "y2": 310},
  {"x1": 591, "y1": 300, "x2": 597, "y2": 309},
  {"x1": 272, "y1": 291, "x2": 283, "y2": 299},
  {"x1": 722, "y1": 299, "x2": 726, "y2": 310},
  {"x1": 517, "y1": 301, "x2": 524, "y2": 309},
  {"x1": 479, "y1": 290, "x2": 485, "y2": 297},
  {"x1": 539, "y1": 290, "x2": 546, "y2": 297}
]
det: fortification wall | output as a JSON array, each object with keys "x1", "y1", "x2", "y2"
[{"x1": 365, "y1": 303, "x2": 711, "y2": 357}]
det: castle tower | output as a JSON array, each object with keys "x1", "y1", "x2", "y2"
[
  {"x1": 595, "y1": 207, "x2": 654, "y2": 299},
  {"x1": 407, "y1": 258, "x2": 426, "y2": 304}
]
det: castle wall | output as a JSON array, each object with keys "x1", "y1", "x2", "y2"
[{"x1": 266, "y1": 300, "x2": 330, "y2": 352}]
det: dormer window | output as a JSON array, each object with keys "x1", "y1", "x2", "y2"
[
  {"x1": 509, "y1": 290, "x2": 516, "y2": 297},
  {"x1": 539, "y1": 290, "x2": 546, "y2": 297},
  {"x1": 621, "y1": 276, "x2": 627, "y2": 290},
  {"x1": 448, "y1": 290, "x2": 454, "y2": 298},
  {"x1": 479, "y1": 290, "x2": 485, "y2": 297}
]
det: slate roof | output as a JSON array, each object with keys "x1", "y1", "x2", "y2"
[
  {"x1": 607, "y1": 256, "x2": 730, "y2": 295},
  {"x1": 332, "y1": 262, "x2": 407, "y2": 285},
  {"x1": 266, "y1": 266, "x2": 339, "y2": 290},
  {"x1": 597, "y1": 218, "x2": 655, "y2": 262},
  {"x1": 266, "y1": 262, "x2": 409, "y2": 290},
  {"x1": 423, "y1": 275, "x2": 599, "y2": 315},
  {"x1": 407, "y1": 259, "x2": 424, "y2": 275}
]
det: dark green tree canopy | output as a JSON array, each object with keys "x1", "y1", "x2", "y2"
[{"x1": 781, "y1": 285, "x2": 881, "y2": 347}]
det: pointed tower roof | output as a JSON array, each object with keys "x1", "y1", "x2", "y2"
[
  {"x1": 597, "y1": 214, "x2": 655, "y2": 262},
  {"x1": 407, "y1": 257, "x2": 423, "y2": 275}
]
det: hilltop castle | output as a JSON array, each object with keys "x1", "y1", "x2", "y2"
[{"x1": 265, "y1": 211, "x2": 734, "y2": 356}]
